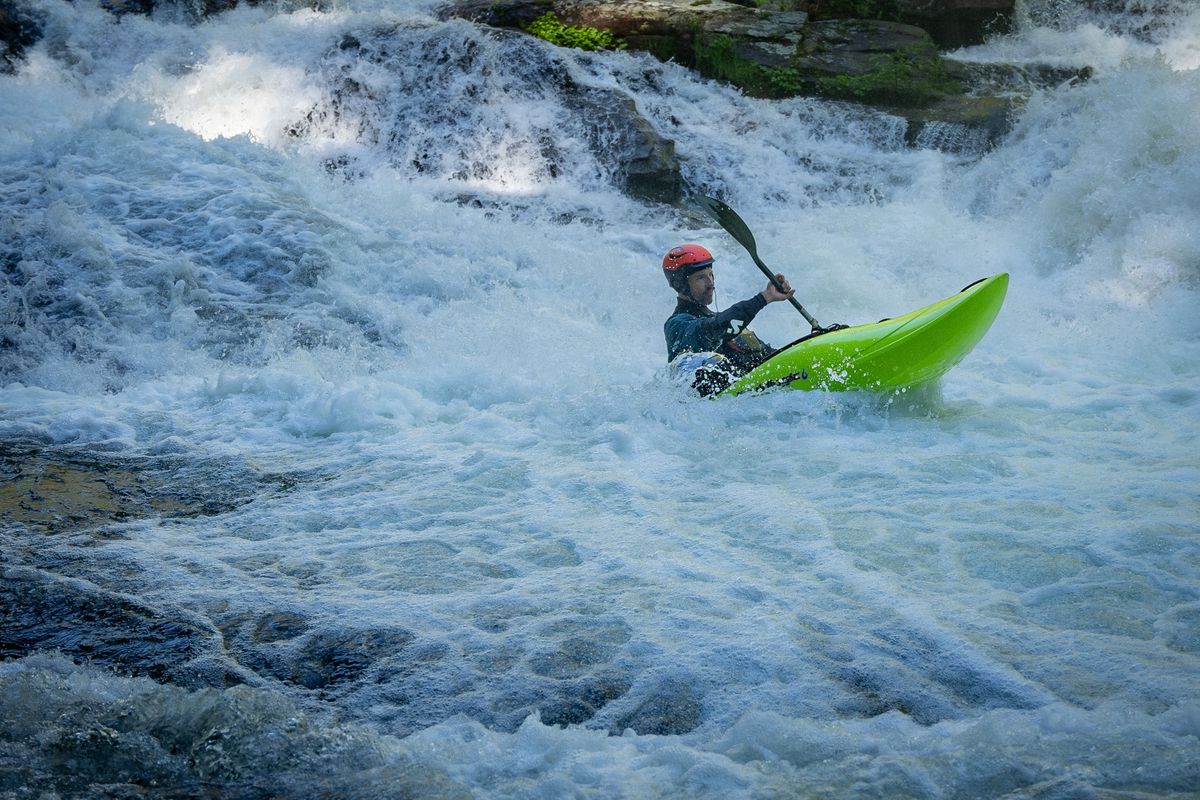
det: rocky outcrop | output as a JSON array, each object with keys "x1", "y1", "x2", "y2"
[
  {"x1": 444, "y1": 0, "x2": 1032, "y2": 152},
  {"x1": 892, "y1": 0, "x2": 1013, "y2": 48},
  {"x1": 737, "y1": 1, "x2": 1013, "y2": 48},
  {"x1": 287, "y1": 28, "x2": 682, "y2": 205},
  {"x1": 0, "y1": 0, "x2": 41, "y2": 73},
  {"x1": 578, "y1": 92, "x2": 682, "y2": 204},
  {"x1": 98, "y1": 0, "x2": 250, "y2": 18}
]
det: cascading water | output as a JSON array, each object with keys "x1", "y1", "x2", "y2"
[{"x1": 2, "y1": 1, "x2": 1198, "y2": 797}]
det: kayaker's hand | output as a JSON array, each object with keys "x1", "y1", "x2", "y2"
[{"x1": 762, "y1": 273, "x2": 795, "y2": 303}]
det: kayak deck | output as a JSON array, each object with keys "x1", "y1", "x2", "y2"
[{"x1": 722, "y1": 273, "x2": 1009, "y2": 396}]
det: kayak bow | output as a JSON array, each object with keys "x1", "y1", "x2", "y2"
[{"x1": 722, "y1": 273, "x2": 1009, "y2": 396}]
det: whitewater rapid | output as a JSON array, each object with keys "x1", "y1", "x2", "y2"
[{"x1": 2, "y1": 0, "x2": 1199, "y2": 797}]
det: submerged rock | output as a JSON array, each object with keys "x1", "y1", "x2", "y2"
[
  {"x1": 0, "y1": 656, "x2": 472, "y2": 799},
  {"x1": 0, "y1": 444, "x2": 278, "y2": 534},
  {"x1": 609, "y1": 673, "x2": 702, "y2": 735},
  {"x1": 0, "y1": 567, "x2": 243, "y2": 688},
  {"x1": 536, "y1": 673, "x2": 630, "y2": 726},
  {"x1": 228, "y1": 626, "x2": 419, "y2": 690}
]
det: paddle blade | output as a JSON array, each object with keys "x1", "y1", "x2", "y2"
[{"x1": 690, "y1": 195, "x2": 758, "y2": 258}]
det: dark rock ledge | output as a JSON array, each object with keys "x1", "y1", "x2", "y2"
[{"x1": 442, "y1": 0, "x2": 1092, "y2": 156}]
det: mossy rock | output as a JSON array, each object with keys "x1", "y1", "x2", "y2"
[
  {"x1": 695, "y1": 32, "x2": 804, "y2": 98},
  {"x1": 792, "y1": 19, "x2": 961, "y2": 104}
]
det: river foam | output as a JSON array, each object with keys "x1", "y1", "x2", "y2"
[{"x1": 2, "y1": 1, "x2": 1198, "y2": 797}]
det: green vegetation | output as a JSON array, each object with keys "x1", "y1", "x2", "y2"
[
  {"x1": 690, "y1": 29, "x2": 962, "y2": 106},
  {"x1": 694, "y1": 33, "x2": 801, "y2": 99},
  {"x1": 813, "y1": 44, "x2": 961, "y2": 104},
  {"x1": 525, "y1": 12, "x2": 625, "y2": 52}
]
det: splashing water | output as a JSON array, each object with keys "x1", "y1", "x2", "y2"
[{"x1": 2, "y1": 1, "x2": 1198, "y2": 797}]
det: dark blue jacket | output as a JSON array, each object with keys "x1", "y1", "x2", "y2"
[{"x1": 665, "y1": 294, "x2": 771, "y2": 364}]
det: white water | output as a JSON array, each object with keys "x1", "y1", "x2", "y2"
[{"x1": 2, "y1": 1, "x2": 1198, "y2": 797}]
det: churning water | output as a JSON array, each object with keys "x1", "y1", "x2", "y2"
[{"x1": 2, "y1": 0, "x2": 1198, "y2": 797}]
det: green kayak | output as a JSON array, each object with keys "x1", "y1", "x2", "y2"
[{"x1": 722, "y1": 272, "x2": 1009, "y2": 396}]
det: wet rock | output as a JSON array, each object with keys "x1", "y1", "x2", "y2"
[
  {"x1": 444, "y1": 0, "x2": 1020, "y2": 153},
  {"x1": 729, "y1": 1, "x2": 1014, "y2": 48},
  {"x1": 569, "y1": 88, "x2": 681, "y2": 204},
  {"x1": 891, "y1": 0, "x2": 1013, "y2": 48},
  {"x1": 538, "y1": 673, "x2": 630, "y2": 726},
  {"x1": 529, "y1": 636, "x2": 615, "y2": 679},
  {"x1": 448, "y1": 0, "x2": 555, "y2": 28},
  {"x1": 290, "y1": 628, "x2": 415, "y2": 689},
  {"x1": 890, "y1": 92, "x2": 1016, "y2": 152},
  {"x1": 944, "y1": 58, "x2": 1094, "y2": 94},
  {"x1": 0, "y1": 567, "x2": 240, "y2": 688},
  {"x1": 0, "y1": 445, "x2": 276, "y2": 534},
  {"x1": 609, "y1": 674, "x2": 702, "y2": 735},
  {"x1": 97, "y1": 0, "x2": 157, "y2": 14},
  {"x1": 98, "y1": 0, "x2": 263, "y2": 19},
  {"x1": 252, "y1": 611, "x2": 309, "y2": 643},
  {"x1": 292, "y1": 25, "x2": 681, "y2": 204},
  {"x1": 0, "y1": 0, "x2": 41, "y2": 73},
  {"x1": 791, "y1": 19, "x2": 958, "y2": 105}
]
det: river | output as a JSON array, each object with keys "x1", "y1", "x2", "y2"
[{"x1": 2, "y1": 1, "x2": 1198, "y2": 797}]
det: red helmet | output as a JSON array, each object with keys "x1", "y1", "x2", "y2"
[{"x1": 662, "y1": 244, "x2": 714, "y2": 293}]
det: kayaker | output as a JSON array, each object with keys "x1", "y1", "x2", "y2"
[{"x1": 662, "y1": 243, "x2": 795, "y2": 395}]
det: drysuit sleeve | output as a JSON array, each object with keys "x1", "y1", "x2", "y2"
[{"x1": 665, "y1": 294, "x2": 767, "y2": 360}]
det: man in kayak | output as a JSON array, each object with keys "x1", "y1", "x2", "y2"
[{"x1": 662, "y1": 243, "x2": 795, "y2": 395}]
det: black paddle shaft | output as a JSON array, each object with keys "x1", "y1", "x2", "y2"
[{"x1": 691, "y1": 195, "x2": 823, "y2": 331}]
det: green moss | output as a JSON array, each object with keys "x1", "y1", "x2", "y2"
[
  {"x1": 686, "y1": 28, "x2": 961, "y2": 106},
  {"x1": 632, "y1": 34, "x2": 684, "y2": 62},
  {"x1": 525, "y1": 12, "x2": 626, "y2": 52},
  {"x1": 694, "y1": 33, "x2": 801, "y2": 99},
  {"x1": 812, "y1": 44, "x2": 962, "y2": 104}
]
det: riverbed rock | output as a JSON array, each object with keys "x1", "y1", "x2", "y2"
[
  {"x1": 0, "y1": 0, "x2": 41, "y2": 73},
  {"x1": 609, "y1": 673, "x2": 702, "y2": 735},
  {"x1": 0, "y1": 567, "x2": 242, "y2": 688},
  {"x1": 0, "y1": 444, "x2": 278, "y2": 534},
  {"x1": 290, "y1": 628, "x2": 416, "y2": 689}
]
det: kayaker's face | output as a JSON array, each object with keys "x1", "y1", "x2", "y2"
[{"x1": 686, "y1": 267, "x2": 715, "y2": 306}]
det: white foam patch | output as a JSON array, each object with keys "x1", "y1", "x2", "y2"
[{"x1": 3, "y1": 1, "x2": 1199, "y2": 798}]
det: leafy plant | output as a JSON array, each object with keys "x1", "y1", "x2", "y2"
[
  {"x1": 525, "y1": 12, "x2": 626, "y2": 52},
  {"x1": 695, "y1": 33, "x2": 801, "y2": 98}
]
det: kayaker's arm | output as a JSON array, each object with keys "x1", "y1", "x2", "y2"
[
  {"x1": 666, "y1": 275, "x2": 796, "y2": 361},
  {"x1": 665, "y1": 293, "x2": 764, "y2": 360}
]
